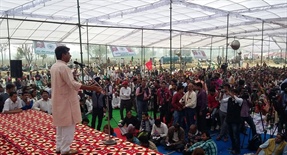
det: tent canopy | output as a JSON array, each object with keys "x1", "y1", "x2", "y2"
[{"x1": 0, "y1": 0, "x2": 286, "y2": 52}]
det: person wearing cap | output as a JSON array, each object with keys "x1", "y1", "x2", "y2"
[
  {"x1": 119, "y1": 81, "x2": 131, "y2": 120},
  {"x1": 51, "y1": 46, "x2": 101, "y2": 155}
]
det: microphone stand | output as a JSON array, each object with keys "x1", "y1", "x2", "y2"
[
  {"x1": 103, "y1": 84, "x2": 116, "y2": 145},
  {"x1": 77, "y1": 64, "x2": 85, "y2": 84}
]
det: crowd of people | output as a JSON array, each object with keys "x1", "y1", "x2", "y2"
[{"x1": 1, "y1": 49, "x2": 287, "y2": 155}]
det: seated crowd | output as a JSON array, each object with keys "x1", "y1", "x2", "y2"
[{"x1": 1, "y1": 63, "x2": 287, "y2": 155}]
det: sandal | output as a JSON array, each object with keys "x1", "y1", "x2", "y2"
[{"x1": 61, "y1": 149, "x2": 78, "y2": 155}]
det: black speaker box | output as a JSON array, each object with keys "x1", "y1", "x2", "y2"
[{"x1": 10, "y1": 60, "x2": 23, "y2": 78}]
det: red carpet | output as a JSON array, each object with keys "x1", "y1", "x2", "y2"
[
  {"x1": 114, "y1": 128, "x2": 126, "y2": 140},
  {"x1": 0, "y1": 110, "x2": 161, "y2": 155}
]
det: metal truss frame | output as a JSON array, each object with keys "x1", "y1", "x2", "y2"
[
  {"x1": 87, "y1": 0, "x2": 170, "y2": 23},
  {"x1": 2, "y1": 0, "x2": 52, "y2": 16}
]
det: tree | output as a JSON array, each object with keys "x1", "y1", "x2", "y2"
[
  {"x1": 16, "y1": 44, "x2": 34, "y2": 66},
  {"x1": 39, "y1": 54, "x2": 47, "y2": 65},
  {"x1": 14, "y1": 49, "x2": 23, "y2": 60},
  {"x1": 89, "y1": 45, "x2": 107, "y2": 63},
  {"x1": 0, "y1": 44, "x2": 7, "y2": 66}
]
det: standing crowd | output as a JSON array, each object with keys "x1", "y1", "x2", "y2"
[{"x1": 1, "y1": 50, "x2": 287, "y2": 155}]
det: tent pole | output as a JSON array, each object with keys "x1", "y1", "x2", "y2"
[
  {"x1": 152, "y1": 46, "x2": 155, "y2": 67},
  {"x1": 268, "y1": 37, "x2": 270, "y2": 60},
  {"x1": 210, "y1": 36, "x2": 213, "y2": 62},
  {"x1": 144, "y1": 47, "x2": 146, "y2": 73},
  {"x1": 76, "y1": 0, "x2": 84, "y2": 83},
  {"x1": 6, "y1": 14, "x2": 11, "y2": 64},
  {"x1": 106, "y1": 44, "x2": 108, "y2": 76},
  {"x1": 141, "y1": 29, "x2": 143, "y2": 72},
  {"x1": 86, "y1": 20, "x2": 90, "y2": 66},
  {"x1": 169, "y1": 0, "x2": 173, "y2": 74},
  {"x1": 252, "y1": 37, "x2": 254, "y2": 64},
  {"x1": 225, "y1": 14, "x2": 229, "y2": 63},
  {"x1": 180, "y1": 34, "x2": 182, "y2": 70},
  {"x1": 285, "y1": 34, "x2": 287, "y2": 64},
  {"x1": 281, "y1": 49, "x2": 283, "y2": 60},
  {"x1": 261, "y1": 21, "x2": 264, "y2": 66}
]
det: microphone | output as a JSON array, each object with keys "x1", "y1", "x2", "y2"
[{"x1": 74, "y1": 61, "x2": 85, "y2": 67}]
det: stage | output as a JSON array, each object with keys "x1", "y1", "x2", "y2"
[{"x1": 0, "y1": 110, "x2": 161, "y2": 155}]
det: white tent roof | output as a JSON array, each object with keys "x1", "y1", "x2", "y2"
[{"x1": 0, "y1": 0, "x2": 286, "y2": 52}]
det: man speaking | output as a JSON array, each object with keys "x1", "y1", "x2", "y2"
[{"x1": 51, "y1": 46, "x2": 101, "y2": 154}]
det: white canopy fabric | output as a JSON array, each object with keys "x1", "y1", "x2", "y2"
[{"x1": 0, "y1": 0, "x2": 286, "y2": 52}]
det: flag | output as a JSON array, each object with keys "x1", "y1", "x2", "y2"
[{"x1": 145, "y1": 59, "x2": 152, "y2": 71}]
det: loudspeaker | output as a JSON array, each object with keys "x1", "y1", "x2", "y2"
[{"x1": 10, "y1": 60, "x2": 23, "y2": 78}]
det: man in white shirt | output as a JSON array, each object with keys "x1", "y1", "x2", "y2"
[
  {"x1": 119, "y1": 81, "x2": 131, "y2": 120},
  {"x1": 112, "y1": 92, "x2": 120, "y2": 109},
  {"x1": 2, "y1": 92, "x2": 22, "y2": 114},
  {"x1": 151, "y1": 119, "x2": 168, "y2": 146},
  {"x1": 216, "y1": 84, "x2": 231, "y2": 142},
  {"x1": 83, "y1": 73, "x2": 92, "y2": 82},
  {"x1": 179, "y1": 83, "x2": 197, "y2": 130},
  {"x1": 107, "y1": 67, "x2": 112, "y2": 76},
  {"x1": 85, "y1": 96, "x2": 93, "y2": 114},
  {"x1": 33, "y1": 90, "x2": 52, "y2": 114}
]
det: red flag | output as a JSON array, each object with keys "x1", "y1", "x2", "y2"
[{"x1": 145, "y1": 60, "x2": 152, "y2": 71}]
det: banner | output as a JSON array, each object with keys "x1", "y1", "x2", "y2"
[
  {"x1": 34, "y1": 41, "x2": 64, "y2": 55},
  {"x1": 192, "y1": 50, "x2": 207, "y2": 59},
  {"x1": 110, "y1": 46, "x2": 136, "y2": 57}
]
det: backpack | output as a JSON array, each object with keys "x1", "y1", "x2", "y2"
[{"x1": 247, "y1": 134, "x2": 262, "y2": 151}]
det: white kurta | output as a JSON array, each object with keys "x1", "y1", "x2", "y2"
[{"x1": 50, "y1": 60, "x2": 82, "y2": 127}]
